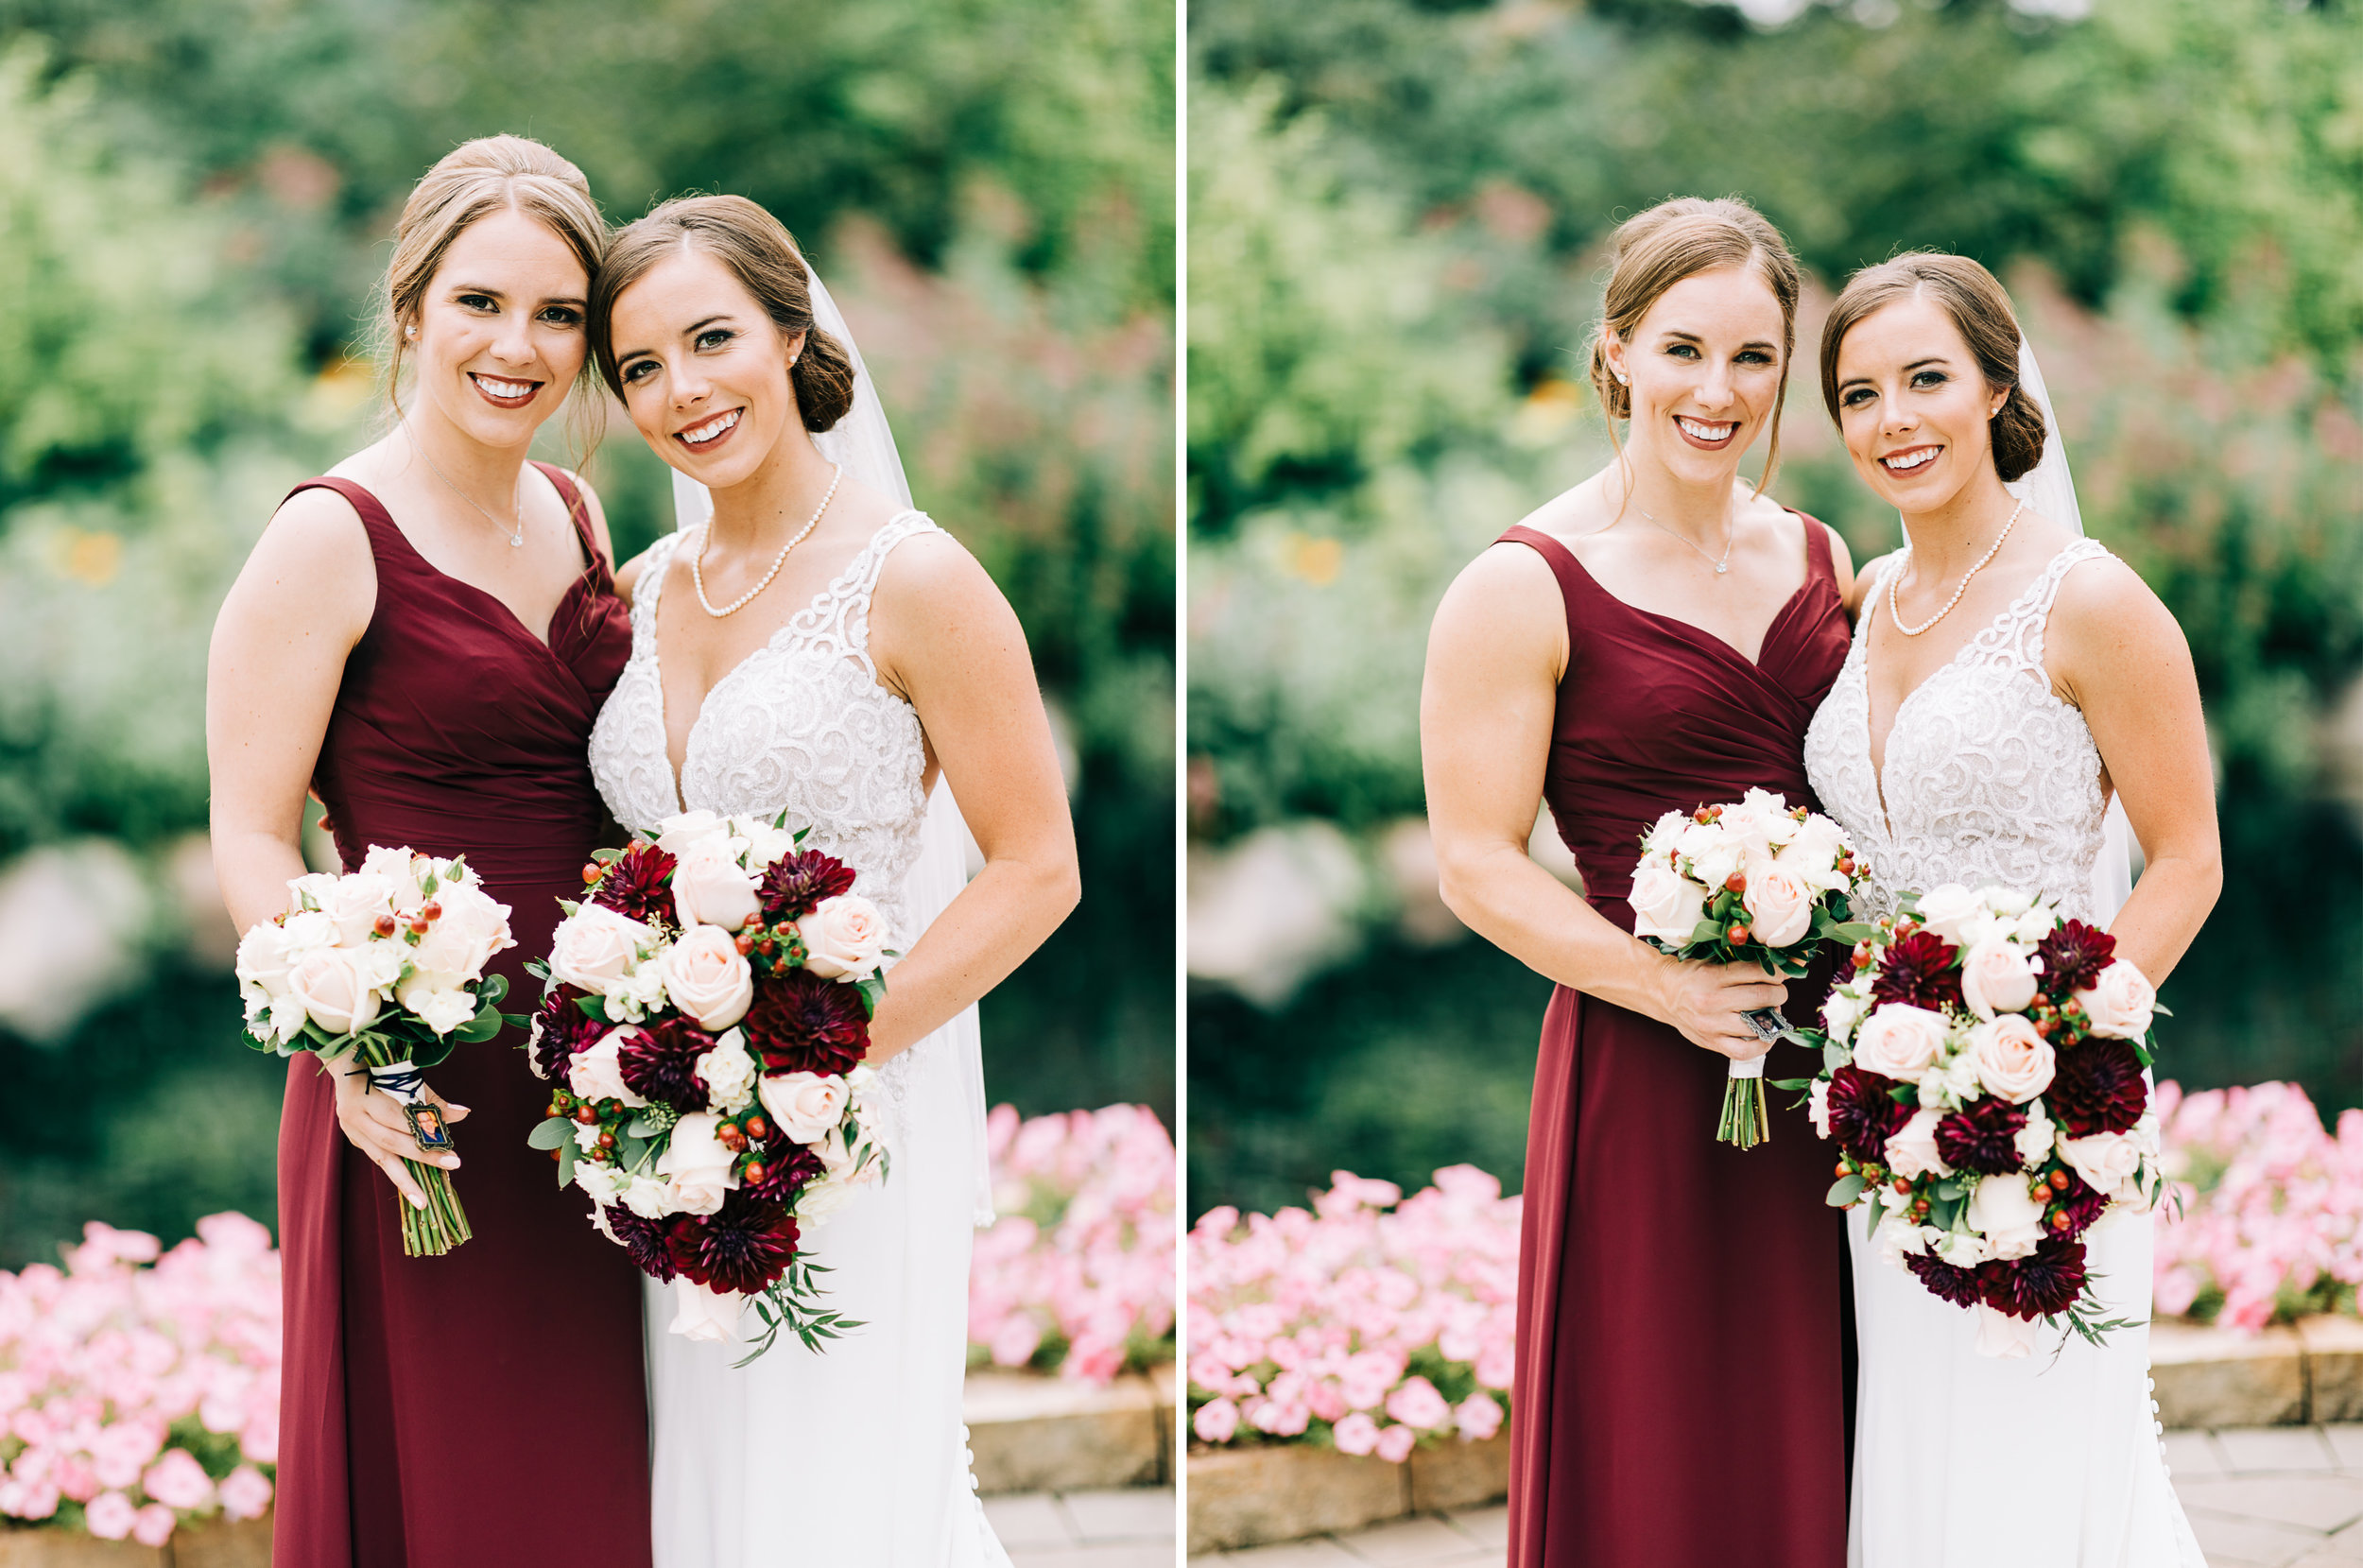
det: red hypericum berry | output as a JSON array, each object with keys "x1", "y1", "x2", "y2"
[
  {"x1": 1729, "y1": 924, "x2": 1751, "y2": 945},
  {"x1": 422, "y1": 901, "x2": 443, "y2": 922},
  {"x1": 549, "y1": 1148, "x2": 562, "y2": 1162},
  {"x1": 745, "y1": 1115, "x2": 769, "y2": 1141},
  {"x1": 718, "y1": 1125, "x2": 749, "y2": 1153},
  {"x1": 1891, "y1": 1178, "x2": 1912, "y2": 1196},
  {"x1": 1725, "y1": 871, "x2": 1747, "y2": 894},
  {"x1": 1694, "y1": 807, "x2": 1715, "y2": 825},
  {"x1": 596, "y1": 1130, "x2": 615, "y2": 1150},
  {"x1": 2062, "y1": 998, "x2": 2083, "y2": 1018},
  {"x1": 1853, "y1": 949, "x2": 1873, "y2": 970},
  {"x1": 2049, "y1": 1170, "x2": 2071, "y2": 1191},
  {"x1": 742, "y1": 1161, "x2": 767, "y2": 1185},
  {"x1": 757, "y1": 938, "x2": 778, "y2": 956},
  {"x1": 573, "y1": 1106, "x2": 598, "y2": 1126},
  {"x1": 1836, "y1": 1162, "x2": 1852, "y2": 1179},
  {"x1": 1911, "y1": 1198, "x2": 1930, "y2": 1217},
  {"x1": 2035, "y1": 1018, "x2": 2055, "y2": 1038},
  {"x1": 2050, "y1": 1210, "x2": 2073, "y2": 1231},
  {"x1": 582, "y1": 863, "x2": 603, "y2": 885},
  {"x1": 372, "y1": 914, "x2": 398, "y2": 938},
  {"x1": 734, "y1": 933, "x2": 756, "y2": 956},
  {"x1": 407, "y1": 917, "x2": 430, "y2": 936}
]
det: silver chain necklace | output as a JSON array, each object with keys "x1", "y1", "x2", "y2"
[
  {"x1": 1634, "y1": 502, "x2": 1734, "y2": 575},
  {"x1": 410, "y1": 430, "x2": 525, "y2": 547},
  {"x1": 1888, "y1": 498, "x2": 2026, "y2": 637},
  {"x1": 691, "y1": 463, "x2": 845, "y2": 618}
]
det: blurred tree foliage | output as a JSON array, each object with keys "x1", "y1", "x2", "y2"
[
  {"x1": 0, "y1": 2, "x2": 1173, "y2": 1265},
  {"x1": 1187, "y1": 0, "x2": 2363, "y2": 1215}
]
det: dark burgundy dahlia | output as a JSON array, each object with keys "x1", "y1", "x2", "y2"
[
  {"x1": 759, "y1": 850, "x2": 857, "y2": 924},
  {"x1": 2045, "y1": 1038, "x2": 2147, "y2": 1136},
  {"x1": 606, "y1": 1205, "x2": 678, "y2": 1283},
  {"x1": 1826, "y1": 1066, "x2": 1913, "y2": 1165},
  {"x1": 2034, "y1": 920, "x2": 2116, "y2": 998},
  {"x1": 2048, "y1": 1167, "x2": 2111, "y2": 1241},
  {"x1": 591, "y1": 841, "x2": 679, "y2": 926},
  {"x1": 742, "y1": 1136, "x2": 827, "y2": 1205},
  {"x1": 530, "y1": 987, "x2": 602, "y2": 1080},
  {"x1": 1977, "y1": 1235, "x2": 2089, "y2": 1320},
  {"x1": 1936, "y1": 1098, "x2": 2028, "y2": 1178},
  {"x1": 1905, "y1": 1250, "x2": 1984, "y2": 1310},
  {"x1": 1869, "y1": 931, "x2": 1964, "y2": 1014},
  {"x1": 742, "y1": 968, "x2": 870, "y2": 1077},
  {"x1": 666, "y1": 1191, "x2": 801, "y2": 1295},
  {"x1": 619, "y1": 1016, "x2": 718, "y2": 1113}
]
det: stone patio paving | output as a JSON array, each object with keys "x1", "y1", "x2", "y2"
[
  {"x1": 990, "y1": 1486, "x2": 1179, "y2": 1568},
  {"x1": 1189, "y1": 1425, "x2": 2363, "y2": 1567}
]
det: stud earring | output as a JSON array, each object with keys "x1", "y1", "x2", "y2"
[
  {"x1": 405, "y1": 324, "x2": 417, "y2": 340},
  {"x1": 1613, "y1": 369, "x2": 1629, "y2": 386}
]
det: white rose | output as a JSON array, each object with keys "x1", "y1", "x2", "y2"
[
  {"x1": 796, "y1": 895, "x2": 890, "y2": 980},
  {"x1": 312, "y1": 872, "x2": 398, "y2": 947},
  {"x1": 2058, "y1": 1130, "x2": 2145, "y2": 1205},
  {"x1": 655, "y1": 811, "x2": 736, "y2": 860},
  {"x1": 1884, "y1": 1108, "x2": 1955, "y2": 1180},
  {"x1": 1740, "y1": 863, "x2": 1815, "y2": 949},
  {"x1": 574, "y1": 1160, "x2": 630, "y2": 1206},
  {"x1": 2014, "y1": 1100, "x2": 2057, "y2": 1167},
  {"x1": 796, "y1": 1123, "x2": 884, "y2": 1223},
  {"x1": 1967, "y1": 1013, "x2": 2055, "y2": 1104},
  {"x1": 1718, "y1": 793, "x2": 1782, "y2": 856},
  {"x1": 1809, "y1": 1077, "x2": 1832, "y2": 1140},
  {"x1": 658, "y1": 1112, "x2": 740, "y2": 1215},
  {"x1": 1976, "y1": 1304, "x2": 2041, "y2": 1359},
  {"x1": 549, "y1": 905, "x2": 655, "y2": 995},
  {"x1": 2076, "y1": 960, "x2": 2156, "y2": 1040},
  {"x1": 235, "y1": 922, "x2": 297, "y2": 1003},
  {"x1": 1852, "y1": 1005, "x2": 1951, "y2": 1080},
  {"x1": 730, "y1": 815, "x2": 798, "y2": 870},
  {"x1": 1872, "y1": 1213, "x2": 1930, "y2": 1269},
  {"x1": 1774, "y1": 814, "x2": 1852, "y2": 891},
  {"x1": 1629, "y1": 862, "x2": 1710, "y2": 947},
  {"x1": 1742, "y1": 788, "x2": 1799, "y2": 847},
  {"x1": 567, "y1": 1028, "x2": 649, "y2": 1109},
  {"x1": 395, "y1": 979, "x2": 478, "y2": 1038},
  {"x1": 286, "y1": 947, "x2": 383, "y2": 1036},
  {"x1": 695, "y1": 1028, "x2": 759, "y2": 1114},
  {"x1": 1981, "y1": 885, "x2": 2034, "y2": 917},
  {"x1": 1821, "y1": 984, "x2": 1868, "y2": 1045},
  {"x1": 1966, "y1": 1173, "x2": 2048, "y2": 1260},
  {"x1": 357, "y1": 847, "x2": 431, "y2": 912},
  {"x1": 263, "y1": 991, "x2": 310, "y2": 1046},
  {"x1": 1934, "y1": 1229, "x2": 1992, "y2": 1267},
  {"x1": 1914, "y1": 884, "x2": 1990, "y2": 947},
  {"x1": 661, "y1": 925, "x2": 755, "y2": 1029},
  {"x1": 672, "y1": 843, "x2": 762, "y2": 933},
  {"x1": 1959, "y1": 938, "x2": 2040, "y2": 1021},
  {"x1": 1677, "y1": 819, "x2": 1745, "y2": 898},
  {"x1": 759, "y1": 1072, "x2": 851, "y2": 1144},
  {"x1": 279, "y1": 908, "x2": 338, "y2": 956},
  {"x1": 620, "y1": 1172, "x2": 675, "y2": 1219},
  {"x1": 1640, "y1": 810, "x2": 1691, "y2": 858},
  {"x1": 668, "y1": 1277, "x2": 745, "y2": 1343}
]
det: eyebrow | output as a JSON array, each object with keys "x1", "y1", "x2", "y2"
[
  {"x1": 447, "y1": 282, "x2": 589, "y2": 308},
  {"x1": 1661, "y1": 329, "x2": 1781, "y2": 353}
]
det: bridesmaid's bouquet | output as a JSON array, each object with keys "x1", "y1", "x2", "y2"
[
  {"x1": 1793, "y1": 883, "x2": 2165, "y2": 1356},
  {"x1": 525, "y1": 809, "x2": 892, "y2": 1363},
  {"x1": 1629, "y1": 789, "x2": 1873, "y2": 1147},
  {"x1": 235, "y1": 848, "x2": 516, "y2": 1257}
]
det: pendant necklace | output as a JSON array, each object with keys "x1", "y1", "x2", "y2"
[
  {"x1": 693, "y1": 463, "x2": 845, "y2": 618},
  {"x1": 1889, "y1": 498, "x2": 2025, "y2": 637},
  {"x1": 412, "y1": 430, "x2": 526, "y2": 547},
  {"x1": 1634, "y1": 502, "x2": 1734, "y2": 575}
]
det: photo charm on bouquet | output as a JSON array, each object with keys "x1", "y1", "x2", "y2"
[
  {"x1": 233, "y1": 848, "x2": 518, "y2": 1257},
  {"x1": 525, "y1": 808, "x2": 895, "y2": 1364},
  {"x1": 1787, "y1": 882, "x2": 2167, "y2": 1357},
  {"x1": 1629, "y1": 789, "x2": 1874, "y2": 1147}
]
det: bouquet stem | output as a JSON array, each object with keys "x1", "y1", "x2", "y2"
[
  {"x1": 398, "y1": 1159, "x2": 472, "y2": 1257},
  {"x1": 1717, "y1": 1073, "x2": 1770, "y2": 1148}
]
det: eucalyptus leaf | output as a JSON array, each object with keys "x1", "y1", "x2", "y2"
[
  {"x1": 1826, "y1": 1174, "x2": 1866, "y2": 1207},
  {"x1": 527, "y1": 1116, "x2": 577, "y2": 1150},
  {"x1": 557, "y1": 1136, "x2": 579, "y2": 1190}
]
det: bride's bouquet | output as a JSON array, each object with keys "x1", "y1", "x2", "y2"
[
  {"x1": 526, "y1": 809, "x2": 892, "y2": 1362},
  {"x1": 235, "y1": 849, "x2": 516, "y2": 1256},
  {"x1": 1629, "y1": 789, "x2": 1873, "y2": 1147},
  {"x1": 1796, "y1": 883, "x2": 2165, "y2": 1355}
]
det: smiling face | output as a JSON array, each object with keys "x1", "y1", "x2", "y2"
[
  {"x1": 1603, "y1": 264, "x2": 1786, "y2": 486},
  {"x1": 405, "y1": 206, "x2": 590, "y2": 447},
  {"x1": 1832, "y1": 292, "x2": 2011, "y2": 511},
  {"x1": 608, "y1": 243, "x2": 807, "y2": 486}
]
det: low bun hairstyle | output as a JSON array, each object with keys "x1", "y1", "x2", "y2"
[
  {"x1": 1818, "y1": 252, "x2": 2047, "y2": 485},
  {"x1": 590, "y1": 195, "x2": 855, "y2": 433},
  {"x1": 1586, "y1": 197, "x2": 1803, "y2": 490},
  {"x1": 379, "y1": 135, "x2": 608, "y2": 425}
]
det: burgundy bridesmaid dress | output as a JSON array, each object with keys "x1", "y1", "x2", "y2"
[
  {"x1": 270, "y1": 465, "x2": 651, "y2": 1568},
  {"x1": 1501, "y1": 518, "x2": 1852, "y2": 1568}
]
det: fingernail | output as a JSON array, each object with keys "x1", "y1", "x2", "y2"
[
  {"x1": 410, "y1": 1194, "x2": 427, "y2": 1209},
  {"x1": 442, "y1": 1157, "x2": 461, "y2": 1169},
  {"x1": 450, "y1": 1104, "x2": 471, "y2": 1114}
]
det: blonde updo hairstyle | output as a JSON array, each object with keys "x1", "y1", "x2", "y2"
[
  {"x1": 1818, "y1": 252, "x2": 2047, "y2": 484},
  {"x1": 588, "y1": 195, "x2": 856, "y2": 433},
  {"x1": 377, "y1": 134, "x2": 610, "y2": 455},
  {"x1": 1585, "y1": 196, "x2": 1803, "y2": 493}
]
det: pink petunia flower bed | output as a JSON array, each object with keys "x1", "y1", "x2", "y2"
[
  {"x1": 0, "y1": 1214, "x2": 279, "y2": 1544},
  {"x1": 1187, "y1": 1166, "x2": 1517, "y2": 1461},
  {"x1": 966, "y1": 1103, "x2": 1178, "y2": 1383}
]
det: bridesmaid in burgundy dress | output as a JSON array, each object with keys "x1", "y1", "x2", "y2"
[
  {"x1": 205, "y1": 136, "x2": 650, "y2": 1567},
  {"x1": 1422, "y1": 198, "x2": 1854, "y2": 1567}
]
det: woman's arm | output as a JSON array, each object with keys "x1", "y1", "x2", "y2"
[
  {"x1": 205, "y1": 488, "x2": 466, "y2": 1203},
  {"x1": 1421, "y1": 543, "x2": 1789, "y2": 1060},
  {"x1": 864, "y1": 533, "x2": 1081, "y2": 1061},
  {"x1": 2049, "y1": 558, "x2": 2222, "y2": 987}
]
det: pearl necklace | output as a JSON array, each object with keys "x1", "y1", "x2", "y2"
[
  {"x1": 690, "y1": 463, "x2": 844, "y2": 618},
  {"x1": 1888, "y1": 498, "x2": 2025, "y2": 637}
]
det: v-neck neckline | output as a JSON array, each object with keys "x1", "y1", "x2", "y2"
[
  {"x1": 355, "y1": 464, "x2": 596, "y2": 657},
  {"x1": 1540, "y1": 517, "x2": 1821, "y2": 673}
]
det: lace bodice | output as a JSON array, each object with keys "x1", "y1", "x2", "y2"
[{"x1": 1803, "y1": 538, "x2": 2112, "y2": 922}]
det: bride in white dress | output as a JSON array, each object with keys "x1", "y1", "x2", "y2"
[
  {"x1": 582, "y1": 196, "x2": 1079, "y2": 1567},
  {"x1": 1801, "y1": 253, "x2": 2221, "y2": 1566}
]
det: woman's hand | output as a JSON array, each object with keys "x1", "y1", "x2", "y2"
[
  {"x1": 1647, "y1": 953, "x2": 1793, "y2": 1061},
  {"x1": 327, "y1": 1062, "x2": 470, "y2": 1209}
]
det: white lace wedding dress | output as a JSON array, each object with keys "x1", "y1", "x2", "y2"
[
  {"x1": 589, "y1": 516, "x2": 1011, "y2": 1568},
  {"x1": 1802, "y1": 539, "x2": 2205, "y2": 1567}
]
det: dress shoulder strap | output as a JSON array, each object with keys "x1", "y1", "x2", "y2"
[
  {"x1": 531, "y1": 461, "x2": 603, "y2": 572},
  {"x1": 2019, "y1": 536, "x2": 2113, "y2": 669},
  {"x1": 1791, "y1": 509, "x2": 1837, "y2": 584},
  {"x1": 1495, "y1": 524, "x2": 1609, "y2": 620},
  {"x1": 630, "y1": 527, "x2": 691, "y2": 646},
  {"x1": 785, "y1": 510, "x2": 943, "y2": 679},
  {"x1": 281, "y1": 477, "x2": 413, "y2": 569}
]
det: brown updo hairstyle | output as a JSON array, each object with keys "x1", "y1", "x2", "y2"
[
  {"x1": 588, "y1": 195, "x2": 856, "y2": 433},
  {"x1": 378, "y1": 135, "x2": 610, "y2": 450},
  {"x1": 1817, "y1": 252, "x2": 2047, "y2": 484},
  {"x1": 1585, "y1": 196, "x2": 1803, "y2": 492}
]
